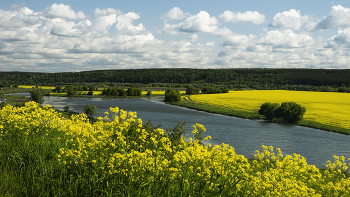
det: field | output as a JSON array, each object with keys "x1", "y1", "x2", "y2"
[
  {"x1": 1, "y1": 102, "x2": 350, "y2": 196},
  {"x1": 190, "y1": 90, "x2": 350, "y2": 130}
]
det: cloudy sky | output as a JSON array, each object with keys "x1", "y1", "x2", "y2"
[{"x1": 1, "y1": 0, "x2": 350, "y2": 72}]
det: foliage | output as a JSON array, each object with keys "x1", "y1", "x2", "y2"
[
  {"x1": 186, "y1": 84, "x2": 200, "y2": 95},
  {"x1": 55, "y1": 85, "x2": 62, "y2": 93},
  {"x1": 30, "y1": 88, "x2": 44, "y2": 104},
  {"x1": 165, "y1": 89, "x2": 181, "y2": 102},
  {"x1": 274, "y1": 102, "x2": 306, "y2": 123},
  {"x1": 201, "y1": 86, "x2": 229, "y2": 94},
  {"x1": 146, "y1": 90, "x2": 152, "y2": 96},
  {"x1": 63, "y1": 105, "x2": 70, "y2": 112},
  {"x1": 87, "y1": 90, "x2": 93, "y2": 95},
  {"x1": 165, "y1": 121, "x2": 186, "y2": 146},
  {"x1": 83, "y1": 104, "x2": 98, "y2": 117},
  {"x1": 258, "y1": 102, "x2": 280, "y2": 120},
  {"x1": 127, "y1": 88, "x2": 142, "y2": 96},
  {"x1": 2, "y1": 102, "x2": 350, "y2": 196},
  {"x1": 64, "y1": 86, "x2": 77, "y2": 96}
]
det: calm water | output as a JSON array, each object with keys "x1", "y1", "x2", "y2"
[{"x1": 7, "y1": 93, "x2": 350, "y2": 168}]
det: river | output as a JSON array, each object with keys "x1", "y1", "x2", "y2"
[{"x1": 7, "y1": 93, "x2": 350, "y2": 168}]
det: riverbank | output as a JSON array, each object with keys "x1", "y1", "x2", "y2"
[{"x1": 169, "y1": 96, "x2": 350, "y2": 135}]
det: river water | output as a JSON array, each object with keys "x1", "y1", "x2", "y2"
[{"x1": 7, "y1": 93, "x2": 350, "y2": 168}]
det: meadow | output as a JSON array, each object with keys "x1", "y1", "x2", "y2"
[
  {"x1": 190, "y1": 90, "x2": 350, "y2": 130},
  {"x1": 1, "y1": 102, "x2": 350, "y2": 196}
]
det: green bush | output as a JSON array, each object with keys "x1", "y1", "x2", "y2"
[
  {"x1": 274, "y1": 102, "x2": 306, "y2": 123},
  {"x1": 258, "y1": 102, "x2": 280, "y2": 120},
  {"x1": 165, "y1": 89, "x2": 181, "y2": 102}
]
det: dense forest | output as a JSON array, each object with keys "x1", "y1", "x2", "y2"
[{"x1": 1, "y1": 68, "x2": 350, "y2": 90}]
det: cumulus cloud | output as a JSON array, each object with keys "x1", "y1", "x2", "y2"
[
  {"x1": 170, "y1": 11, "x2": 217, "y2": 33},
  {"x1": 223, "y1": 34, "x2": 255, "y2": 46},
  {"x1": 189, "y1": 34, "x2": 199, "y2": 42},
  {"x1": 162, "y1": 11, "x2": 232, "y2": 36},
  {"x1": 0, "y1": 7, "x2": 43, "y2": 28},
  {"x1": 44, "y1": 3, "x2": 86, "y2": 20},
  {"x1": 218, "y1": 10, "x2": 266, "y2": 24},
  {"x1": 1, "y1": 3, "x2": 350, "y2": 71},
  {"x1": 333, "y1": 27, "x2": 350, "y2": 43},
  {"x1": 50, "y1": 19, "x2": 92, "y2": 37},
  {"x1": 94, "y1": 8, "x2": 122, "y2": 16},
  {"x1": 94, "y1": 14, "x2": 117, "y2": 30},
  {"x1": 161, "y1": 7, "x2": 190, "y2": 22},
  {"x1": 116, "y1": 12, "x2": 146, "y2": 35},
  {"x1": 314, "y1": 5, "x2": 350, "y2": 30},
  {"x1": 258, "y1": 30, "x2": 314, "y2": 48},
  {"x1": 269, "y1": 9, "x2": 314, "y2": 31}
]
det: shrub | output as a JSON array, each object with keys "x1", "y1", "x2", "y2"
[
  {"x1": 258, "y1": 102, "x2": 280, "y2": 120},
  {"x1": 165, "y1": 89, "x2": 181, "y2": 102},
  {"x1": 274, "y1": 102, "x2": 306, "y2": 123},
  {"x1": 186, "y1": 84, "x2": 199, "y2": 95},
  {"x1": 146, "y1": 90, "x2": 152, "y2": 96},
  {"x1": 30, "y1": 88, "x2": 44, "y2": 104}
]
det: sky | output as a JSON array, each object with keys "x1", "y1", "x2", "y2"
[{"x1": 1, "y1": 0, "x2": 350, "y2": 72}]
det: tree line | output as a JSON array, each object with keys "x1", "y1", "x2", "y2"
[{"x1": 1, "y1": 68, "x2": 350, "y2": 89}]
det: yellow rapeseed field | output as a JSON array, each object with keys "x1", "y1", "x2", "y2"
[
  {"x1": 142, "y1": 90, "x2": 186, "y2": 95},
  {"x1": 190, "y1": 90, "x2": 350, "y2": 129},
  {"x1": 19, "y1": 85, "x2": 54, "y2": 89}
]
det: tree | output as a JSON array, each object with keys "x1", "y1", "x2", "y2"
[
  {"x1": 134, "y1": 88, "x2": 142, "y2": 96},
  {"x1": 165, "y1": 89, "x2": 181, "y2": 102},
  {"x1": 127, "y1": 88, "x2": 135, "y2": 96},
  {"x1": 83, "y1": 104, "x2": 98, "y2": 122},
  {"x1": 146, "y1": 90, "x2": 152, "y2": 96},
  {"x1": 55, "y1": 86, "x2": 62, "y2": 93},
  {"x1": 87, "y1": 90, "x2": 93, "y2": 95},
  {"x1": 258, "y1": 102, "x2": 280, "y2": 120},
  {"x1": 186, "y1": 84, "x2": 199, "y2": 95},
  {"x1": 63, "y1": 105, "x2": 70, "y2": 112},
  {"x1": 274, "y1": 102, "x2": 306, "y2": 123},
  {"x1": 30, "y1": 88, "x2": 44, "y2": 104}
]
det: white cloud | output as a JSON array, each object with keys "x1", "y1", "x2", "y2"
[
  {"x1": 44, "y1": 3, "x2": 86, "y2": 20},
  {"x1": 94, "y1": 8, "x2": 122, "y2": 16},
  {"x1": 116, "y1": 12, "x2": 146, "y2": 35},
  {"x1": 218, "y1": 10, "x2": 266, "y2": 24},
  {"x1": 0, "y1": 7, "x2": 43, "y2": 28},
  {"x1": 270, "y1": 9, "x2": 313, "y2": 30},
  {"x1": 314, "y1": 5, "x2": 350, "y2": 30},
  {"x1": 223, "y1": 34, "x2": 255, "y2": 46},
  {"x1": 94, "y1": 14, "x2": 117, "y2": 30},
  {"x1": 1, "y1": 3, "x2": 350, "y2": 71},
  {"x1": 162, "y1": 10, "x2": 233, "y2": 37},
  {"x1": 258, "y1": 30, "x2": 314, "y2": 48},
  {"x1": 50, "y1": 19, "x2": 91, "y2": 37},
  {"x1": 161, "y1": 7, "x2": 190, "y2": 22},
  {"x1": 189, "y1": 34, "x2": 199, "y2": 42},
  {"x1": 334, "y1": 27, "x2": 350, "y2": 43},
  {"x1": 172, "y1": 11, "x2": 217, "y2": 33}
]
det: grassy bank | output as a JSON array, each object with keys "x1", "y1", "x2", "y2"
[{"x1": 170, "y1": 96, "x2": 350, "y2": 135}]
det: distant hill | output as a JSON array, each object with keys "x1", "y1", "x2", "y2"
[{"x1": 1, "y1": 68, "x2": 350, "y2": 88}]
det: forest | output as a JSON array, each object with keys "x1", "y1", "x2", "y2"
[{"x1": 1, "y1": 69, "x2": 350, "y2": 90}]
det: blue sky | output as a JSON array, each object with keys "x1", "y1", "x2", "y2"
[{"x1": 1, "y1": 0, "x2": 350, "y2": 72}]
